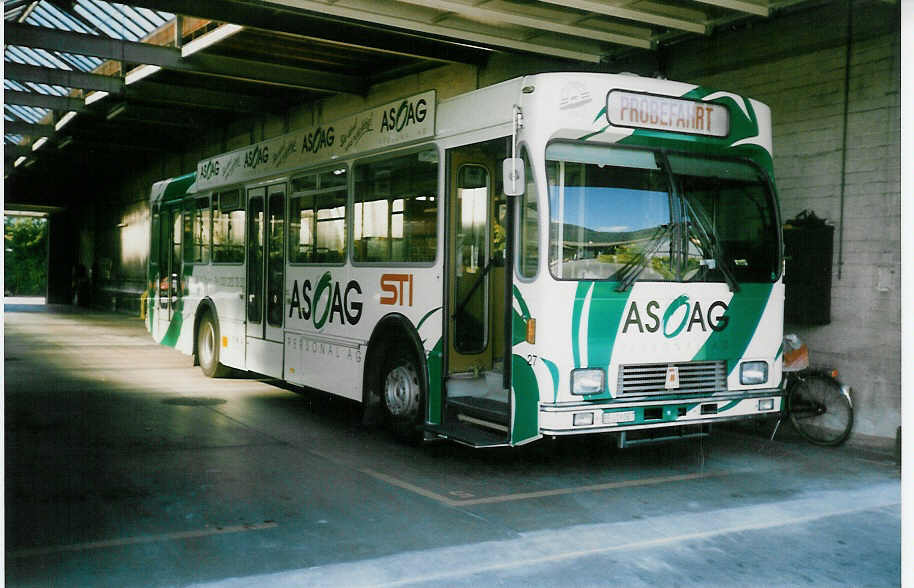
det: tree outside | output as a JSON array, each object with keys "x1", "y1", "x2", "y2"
[{"x1": 4, "y1": 215, "x2": 48, "y2": 297}]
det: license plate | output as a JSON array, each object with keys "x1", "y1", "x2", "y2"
[{"x1": 603, "y1": 411, "x2": 636, "y2": 425}]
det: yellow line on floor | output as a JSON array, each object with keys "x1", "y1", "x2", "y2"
[
  {"x1": 451, "y1": 470, "x2": 738, "y2": 506},
  {"x1": 360, "y1": 467, "x2": 461, "y2": 506},
  {"x1": 359, "y1": 467, "x2": 741, "y2": 508},
  {"x1": 8, "y1": 522, "x2": 279, "y2": 559}
]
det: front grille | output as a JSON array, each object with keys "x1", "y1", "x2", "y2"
[{"x1": 617, "y1": 360, "x2": 727, "y2": 396}]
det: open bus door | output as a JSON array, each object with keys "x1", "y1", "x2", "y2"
[
  {"x1": 432, "y1": 139, "x2": 513, "y2": 447},
  {"x1": 155, "y1": 203, "x2": 183, "y2": 341}
]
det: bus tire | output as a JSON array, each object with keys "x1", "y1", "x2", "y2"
[
  {"x1": 380, "y1": 346, "x2": 424, "y2": 442},
  {"x1": 198, "y1": 312, "x2": 230, "y2": 378}
]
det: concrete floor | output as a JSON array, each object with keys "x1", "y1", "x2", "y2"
[{"x1": 3, "y1": 302, "x2": 902, "y2": 587}]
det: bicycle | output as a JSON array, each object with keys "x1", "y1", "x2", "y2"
[{"x1": 771, "y1": 334, "x2": 854, "y2": 446}]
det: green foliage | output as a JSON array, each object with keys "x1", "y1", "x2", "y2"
[{"x1": 4, "y1": 216, "x2": 48, "y2": 296}]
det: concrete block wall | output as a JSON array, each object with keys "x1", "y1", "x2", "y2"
[{"x1": 667, "y1": 0, "x2": 900, "y2": 444}]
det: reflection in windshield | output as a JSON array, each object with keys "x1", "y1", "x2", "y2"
[
  {"x1": 547, "y1": 144, "x2": 779, "y2": 285},
  {"x1": 671, "y1": 154, "x2": 779, "y2": 285}
]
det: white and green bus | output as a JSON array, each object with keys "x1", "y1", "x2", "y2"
[{"x1": 148, "y1": 72, "x2": 784, "y2": 447}]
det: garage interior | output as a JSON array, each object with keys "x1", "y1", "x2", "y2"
[{"x1": 3, "y1": 0, "x2": 903, "y2": 585}]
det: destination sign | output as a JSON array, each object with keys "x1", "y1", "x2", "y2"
[
  {"x1": 606, "y1": 90, "x2": 729, "y2": 137},
  {"x1": 196, "y1": 90, "x2": 436, "y2": 190}
]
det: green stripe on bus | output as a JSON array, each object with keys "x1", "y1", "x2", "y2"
[
  {"x1": 691, "y1": 282, "x2": 773, "y2": 375},
  {"x1": 161, "y1": 304, "x2": 183, "y2": 348},
  {"x1": 585, "y1": 281, "x2": 630, "y2": 397},
  {"x1": 571, "y1": 282, "x2": 592, "y2": 369},
  {"x1": 511, "y1": 354, "x2": 540, "y2": 444},
  {"x1": 426, "y1": 338, "x2": 443, "y2": 425},
  {"x1": 541, "y1": 357, "x2": 559, "y2": 403}
]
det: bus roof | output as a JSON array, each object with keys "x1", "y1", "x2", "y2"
[{"x1": 150, "y1": 172, "x2": 196, "y2": 206}]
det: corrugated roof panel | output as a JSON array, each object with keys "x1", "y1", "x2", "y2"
[
  {"x1": 6, "y1": 104, "x2": 49, "y2": 123},
  {"x1": 54, "y1": 51, "x2": 103, "y2": 71},
  {"x1": 87, "y1": 0, "x2": 146, "y2": 39},
  {"x1": 112, "y1": 2, "x2": 159, "y2": 32},
  {"x1": 22, "y1": 81, "x2": 68, "y2": 96},
  {"x1": 73, "y1": 1, "x2": 126, "y2": 39},
  {"x1": 130, "y1": 5, "x2": 171, "y2": 28},
  {"x1": 4, "y1": 79, "x2": 28, "y2": 91},
  {"x1": 28, "y1": 2, "x2": 95, "y2": 34},
  {"x1": 6, "y1": 45, "x2": 75, "y2": 70}
]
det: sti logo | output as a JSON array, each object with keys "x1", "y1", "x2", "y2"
[{"x1": 380, "y1": 273, "x2": 414, "y2": 307}]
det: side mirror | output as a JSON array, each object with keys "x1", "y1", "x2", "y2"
[{"x1": 502, "y1": 157, "x2": 525, "y2": 197}]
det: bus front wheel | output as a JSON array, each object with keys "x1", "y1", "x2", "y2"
[
  {"x1": 198, "y1": 313, "x2": 230, "y2": 378},
  {"x1": 381, "y1": 348, "x2": 423, "y2": 441}
]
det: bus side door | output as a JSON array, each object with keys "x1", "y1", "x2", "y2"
[
  {"x1": 155, "y1": 203, "x2": 182, "y2": 340},
  {"x1": 244, "y1": 182, "x2": 286, "y2": 378}
]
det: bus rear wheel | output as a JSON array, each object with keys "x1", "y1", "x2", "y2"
[
  {"x1": 198, "y1": 313, "x2": 230, "y2": 378},
  {"x1": 381, "y1": 348, "x2": 424, "y2": 441}
]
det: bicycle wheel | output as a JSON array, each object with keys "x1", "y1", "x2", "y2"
[{"x1": 788, "y1": 372, "x2": 853, "y2": 446}]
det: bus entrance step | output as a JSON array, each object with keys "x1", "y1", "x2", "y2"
[
  {"x1": 422, "y1": 422, "x2": 509, "y2": 448},
  {"x1": 447, "y1": 396, "x2": 509, "y2": 425}
]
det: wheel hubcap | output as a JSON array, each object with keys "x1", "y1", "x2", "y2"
[{"x1": 385, "y1": 365, "x2": 419, "y2": 418}]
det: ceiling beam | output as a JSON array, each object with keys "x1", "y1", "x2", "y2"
[
  {"x1": 185, "y1": 53, "x2": 365, "y2": 93},
  {"x1": 536, "y1": 0, "x2": 708, "y2": 34},
  {"x1": 5, "y1": 145, "x2": 32, "y2": 159},
  {"x1": 61, "y1": 138, "x2": 170, "y2": 154},
  {"x1": 690, "y1": 0, "x2": 770, "y2": 17},
  {"x1": 5, "y1": 63, "x2": 124, "y2": 94},
  {"x1": 392, "y1": 0, "x2": 652, "y2": 49},
  {"x1": 103, "y1": 102, "x2": 207, "y2": 129},
  {"x1": 5, "y1": 121, "x2": 55, "y2": 136},
  {"x1": 4, "y1": 90, "x2": 87, "y2": 112},
  {"x1": 6, "y1": 22, "x2": 366, "y2": 94},
  {"x1": 266, "y1": 0, "x2": 605, "y2": 62},
  {"x1": 5, "y1": 22, "x2": 177, "y2": 64},
  {"x1": 119, "y1": 0, "x2": 489, "y2": 64},
  {"x1": 126, "y1": 80, "x2": 280, "y2": 113}
]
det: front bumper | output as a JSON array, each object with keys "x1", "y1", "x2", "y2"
[{"x1": 539, "y1": 390, "x2": 783, "y2": 436}]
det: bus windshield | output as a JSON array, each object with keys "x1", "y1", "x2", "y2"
[{"x1": 546, "y1": 143, "x2": 779, "y2": 286}]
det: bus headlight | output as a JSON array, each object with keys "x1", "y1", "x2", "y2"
[
  {"x1": 740, "y1": 361, "x2": 768, "y2": 385},
  {"x1": 571, "y1": 368, "x2": 604, "y2": 395}
]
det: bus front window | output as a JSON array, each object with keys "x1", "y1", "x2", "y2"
[
  {"x1": 546, "y1": 143, "x2": 780, "y2": 285},
  {"x1": 547, "y1": 144, "x2": 673, "y2": 282},
  {"x1": 669, "y1": 154, "x2": 780, "y2": 284}
]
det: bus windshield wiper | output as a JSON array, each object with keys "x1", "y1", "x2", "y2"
[
  {"x1": 683, "y1": 196, "x2": 739, "y2": 292},
  {"x1": 614, "y1": 224, "x2": 670, "y2": 292}
]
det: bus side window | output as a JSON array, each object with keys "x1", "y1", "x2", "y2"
[
  {"x1": 289, "y1": 167, "x2": 347, "y2": 264},
  {"x1": 518, "y1": 148, "x2": 539, "y2": 278},
  {"x1": 194, "y1": 196, "x2": 211, "y2": 264},
  {"x1": 213, "y1": 190, "x2": 245, "y2": 263},
  {"x1": 150, "y1": 211, "x2": 160, "y2": 273},
  {"x1": 353, "y1": 148, "x2": 438, "y2": 263}
]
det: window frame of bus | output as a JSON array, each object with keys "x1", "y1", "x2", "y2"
[
  {"x1": 288, "y1": 165, "x2": 349, "y2": 266},
  {"x1": 514, "y1": 144, "x2": 539, "y2": 281},
  {"x1": 211, "y1": 188, "x2": 245, "y2": 265},
  {"x1": 351, "y1": 145, "x2": 440, "y2": 267}
]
